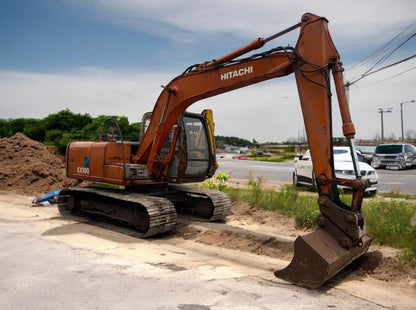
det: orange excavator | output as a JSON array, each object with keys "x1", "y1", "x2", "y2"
[{"x1": 58, "y1": 13, "x2": 371, "y2": 288}]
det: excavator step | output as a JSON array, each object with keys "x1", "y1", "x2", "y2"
[{"x1": 58, "y1": 187, "x2": 177, "y2": 238}]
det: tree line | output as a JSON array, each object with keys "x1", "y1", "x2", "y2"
[
  {"x1": 0, "y1": 109, "x2": 254, "y2": 154},
  {"x1": 215, "y1": 135, "x2": 253, "y2": 148},
  {"x1": 0, "y1": 109, "x2": 141, "y2": 154}
]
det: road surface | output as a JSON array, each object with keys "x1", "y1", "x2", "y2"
[
  {"x1": 216, "y1": 155, "x2": 416, "y2": 195},
  {"x1": 1, "y1": 193, "x2": 409, "y2": 309}
]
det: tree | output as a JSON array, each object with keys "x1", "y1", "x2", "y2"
[
  {"x1": 0, "y1": 110, "x2": 142, "y2": 154},
  {"x1": 124, "y1": 122, "x2": 141, "y2": 141},
  {"x1": 43, "y1": 109, "x2": 92, "y2": 132},
  {"x1": 8, "y1": 118, "x2": 27, "y2": 135},
  {"x1": 406, "y1": 129, "x2": 416, "y2": 140},
  {"x1": 0, "y1": 119, "x2": 10, "y2": 137},
  {"x1": 215, "y1": 135, "x2": 253, "y2": 148},
  {"x1": 45, "y1": 129, "x2": 64, "y2": 146},
  {"x1": 23, "y1": 118, "x2": 46, "y2": 141},
  {"x1": 81, "y1": 115, "x2": 141, "y2": 141},
  {"x1": 81, "y1": 115, "x2": 110, "y2": 141}
]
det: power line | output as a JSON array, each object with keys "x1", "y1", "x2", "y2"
[
  {"x1": 346, "y1": 53, "x2": 416, "y2": 86},
  {"x1": 348, "y1": 21, "x2": 415, "y2": 74},
  {"x1": 346, "y1": 20, "x2": 416, "y2": 86},
  {"x1": 358, "y1": 64, "x2": 416, "y2": 88}
]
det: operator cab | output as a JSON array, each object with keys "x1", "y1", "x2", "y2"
[{"x1": 140, "y1": 110, "x2": 218, "y2": 182}]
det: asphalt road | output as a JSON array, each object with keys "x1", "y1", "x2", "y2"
[
  {"x1": 376, "y1": 168, "x2": 416, "y2": 194},
  {"x1": 216, "y1": 156, "x2": 416, "y2": 195}
]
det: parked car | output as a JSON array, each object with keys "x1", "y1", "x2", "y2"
[
  {"x1": 371, "y1": 143, "x2": 416, "y2": 170},
  {"x1": 293, "y1": 146, "x2": 378, "y2": 196},
  {"x1": 355, "y1": 145, "x2": 376, "y2": 164}
]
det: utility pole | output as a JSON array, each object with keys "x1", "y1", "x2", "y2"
[
  {"x1": 378, "y1": 107, "x2": 392, "y2": 140},
  {"x1": 400, "y1": 100, "x2": 415, "y2": 140}
]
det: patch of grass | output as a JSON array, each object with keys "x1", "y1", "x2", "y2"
[
  {"x1": 253, "y1": 152, "x2": 296, "y2": 162},
  {"x1": 200, "y1": 178, "x2": 319, "y2": 229},
  {"x1": 379, "y1": 191, "x2": 416, "y2": 200},
  {"x1": 364, "y1": 199, "x2": 416, "y2": 264}
]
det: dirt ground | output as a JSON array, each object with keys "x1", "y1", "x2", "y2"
[
  {"x1": 0, "y1": 133, "x2": 80, "y2": 196},
  {"x1": 1, "y1": 133, "x2": 416, "y2": 308},
  {"x1": 181, "y1": 201, "x2": 416, "y2": 284}
]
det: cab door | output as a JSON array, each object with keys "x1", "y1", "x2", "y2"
[{"x1": 166, "y1": 110, "x2": 217, "y2": 182}]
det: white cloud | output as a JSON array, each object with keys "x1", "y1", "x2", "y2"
[
  {"x1": 0, "y1": 69, "x2": 172, "y2": 123},
  {"x1": 66, "y1": 0, "x2": 416, "y2": 49}
]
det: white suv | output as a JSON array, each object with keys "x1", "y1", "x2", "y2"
[
  {"x1": 371, "y1": 143, "x2": 416, "y2": 170},
  {"x1": 293, "y1": 146, "x2": 378, "y2": 196}
]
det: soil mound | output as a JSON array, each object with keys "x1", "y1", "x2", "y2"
[{"x1": 0, "y1": 133, "x2": 80, "y2": 196}]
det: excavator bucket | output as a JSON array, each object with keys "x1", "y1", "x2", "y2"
[{"x1": 275, "y1": 229, "x2": 371, "y2": 288}]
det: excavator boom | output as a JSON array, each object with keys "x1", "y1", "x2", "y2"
[{"x1": 62, "y1": 13, "x2": 371, "y2": 288}]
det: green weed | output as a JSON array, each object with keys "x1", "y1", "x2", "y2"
[
  {"x1": 364, "y1": 199, "x2": 416, "y2": 265},
  {"x1": 253, "y1": 152, "x2": 296, "y2": 162},
  {"x1": 379, "y1": 191, "x2": 416, "y2": 200}
]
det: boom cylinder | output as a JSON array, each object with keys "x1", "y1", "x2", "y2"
[{"x1": 332, "y1": 61, "x2": 355, "y2": 139}]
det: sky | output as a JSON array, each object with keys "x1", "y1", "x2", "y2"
[{"x1": 1, "y1": 0, "x2": 415, "y2": 143}]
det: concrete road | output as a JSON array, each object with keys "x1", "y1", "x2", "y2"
[{"x1": 0, "y1": 194, "x2": 395, "y2": 310}]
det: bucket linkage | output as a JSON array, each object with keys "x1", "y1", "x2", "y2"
[{"x1": 275, "y1": 194, "x2": 371, "y2": 288}]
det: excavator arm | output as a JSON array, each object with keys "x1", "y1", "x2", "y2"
[
  {"x1": 133, "y1": 13, "x2": 371, "y2": 288},
  {"x1": 133, "y1": 49, "x2": 294, "y2": 170}
]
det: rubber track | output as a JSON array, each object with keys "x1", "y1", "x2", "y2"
[
  {"x1": 58, "y1": 187, "x2": 177, "y2": 238},
  {"x1": 167, "y1": 184, "x2": 231, "y2": 221}
]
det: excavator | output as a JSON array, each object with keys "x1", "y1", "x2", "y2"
[{"x1": 58, "y1": 13, "x2": 371, "y2": 288}]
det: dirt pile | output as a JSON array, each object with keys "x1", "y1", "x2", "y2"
[{"x1": 0, "y1": 133, "x2": 80, "y2": 196}]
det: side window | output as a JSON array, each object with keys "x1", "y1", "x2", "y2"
[
  {"x1": 302, "y1": 150, "x2": 311, "y2": 160},
  {"x1": 139, "y1": 113, "x2": 152, "y2": 141},
  {"x1": 405, "y1": 144, "x2": 416, "y2": 154},
  {"x1": 183, "y1": 116, "x2": 209, "y2": 160},
  {"x1": 182, "y1": 116, "x2": 209, "y2": 175}
]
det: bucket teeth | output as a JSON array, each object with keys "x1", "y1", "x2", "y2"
[{"x1": 275, "y1": 229, "x2": 371, "y2": 288}]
